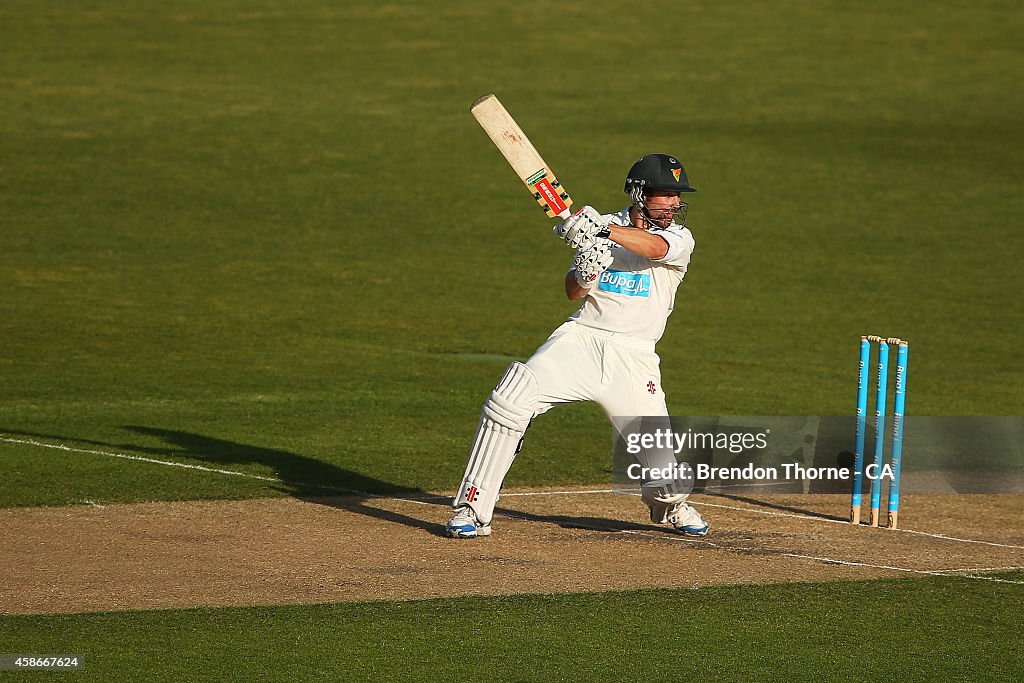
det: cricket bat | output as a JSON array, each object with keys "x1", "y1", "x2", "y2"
[{"x1": 470, "y1": 94, "x2": 574, "y2": 219}]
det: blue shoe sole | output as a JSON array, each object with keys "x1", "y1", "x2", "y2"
[{"x1": 446, "y1": 524, "x2": 479, "y2": 538}]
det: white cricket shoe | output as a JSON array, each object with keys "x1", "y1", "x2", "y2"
[
  {"x1": 445, "y1": 505, "x2": 492, "y2": 539},
  {"x1": 666, "y1": 502, "x2": 710, "y2": 537}
]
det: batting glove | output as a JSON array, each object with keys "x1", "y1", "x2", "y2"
[
  {"x1": 554, "y1": 206, "x2": 612, "y2": 250},
  {"x1": 573, "y1": 240, "x2": 614, "y2": 288}
]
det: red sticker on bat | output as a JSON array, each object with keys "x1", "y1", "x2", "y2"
[{"x1": 534, "y1": 178, "x2": 568, "y2": 215}]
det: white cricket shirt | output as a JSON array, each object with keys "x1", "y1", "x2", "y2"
[{"x1": 568, "y1": 207, "x2": 694, "y2": 343}]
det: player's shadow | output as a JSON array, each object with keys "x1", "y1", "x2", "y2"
[
  {"x1": 494, "y1": 506, "x2": 659, "y2": 534},
  {"x1": 695, "y1": 446, "x2": 860, "y2": 522},
  {"x1": 702, "y1": 491, "x2": 848, "y2": 522},
  {"x1": 3, "y1": 426, "x2": 452, "y2": 536}
]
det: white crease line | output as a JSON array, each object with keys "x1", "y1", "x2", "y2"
[
  {"x1": 692, "y1": 499, "x2": 1019, "y2": 548},
  {"x1": 5, "y1": 435, "x2": 1023, "y2": 550},
  {"x1": 499, "y1": 489, "x2": 619, "y2": 497},
  {"x1": 606, "y1": 527, "x2": 1024, "y2": 585},
  {"x1": 508, "y1": 483, "x2": 800, "y2": 493},
  {"x1": 502, "y1": 490, "x2": 1024, "y2": 550},
  {"x1": 692, "y1": 500, "x2": 850, "y2": 525},
  {"x1": 0, "y1": 436, "x2": 382, "y2": 499},
  {"x1": 497, "y1": 513, "x2": 1024, "y2": 585},
  {"x1": 896, "y1": 528, "x2": 1024, "y2": 548},
  {"x1": 941, "y1": 565, "x2": 1024, "y2": 574}
]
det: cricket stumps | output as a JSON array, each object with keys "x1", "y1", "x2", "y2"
[{"x1": 850, "y1": 335, "x2": 909, "y2": 529}]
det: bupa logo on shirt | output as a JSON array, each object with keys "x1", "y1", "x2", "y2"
[{"x1": 597, "y1": 270, "x2": 650, "y2": 297}]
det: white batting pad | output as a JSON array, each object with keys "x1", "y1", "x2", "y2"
[{"x1": 454, "y1": 362, "x2": 539, "y2": 525}]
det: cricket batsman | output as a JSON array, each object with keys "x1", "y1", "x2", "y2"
[{"x1": 446, "y1": 154, "x2": 709, "y2": 539}]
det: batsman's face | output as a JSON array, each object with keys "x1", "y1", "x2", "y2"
[{"x1": 645, "y1": 191, "x2": 684, "y2": 228}]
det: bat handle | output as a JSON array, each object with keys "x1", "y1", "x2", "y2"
[{"x1": 557, "y1": 209, "x2": 571, "y2": 219}]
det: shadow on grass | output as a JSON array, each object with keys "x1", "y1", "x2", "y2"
[
  {"x1": 5, "y1": 427, "x2": 731, "y2": 536},
  {"x1": 3, "y1": 426, "x2": 453, "y2": 537}
]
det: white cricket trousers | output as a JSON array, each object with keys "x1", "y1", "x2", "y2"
[
  {"x1": 526, "y1": 321, "x2": 669, "y2": 418},
  {"x1": 453, "y1": 320, "x2": 677, "y2": 525}
]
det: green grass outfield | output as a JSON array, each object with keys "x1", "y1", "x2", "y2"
[
  {"x1": 3, "y1": 576, "x2": 1022, "y2": 682},
  {"x1": 1, "y1": 1, "x2": 1021, "y2": 680}
]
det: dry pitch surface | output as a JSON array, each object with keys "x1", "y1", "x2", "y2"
[{"x1": 1, "y1": 490, "x2": 1022, "y2": 615}]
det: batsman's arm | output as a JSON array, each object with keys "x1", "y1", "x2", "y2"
[
  {"x1": 564, "y1": 270, "x2": 590, "y2": 301},
  {"x1": 604, "y1": 224, "x2": 670, "y2": 260}
]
